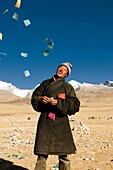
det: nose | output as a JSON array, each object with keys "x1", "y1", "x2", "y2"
[{"x1": 59, "y1": 68, "x2": 63, "y2": 72}]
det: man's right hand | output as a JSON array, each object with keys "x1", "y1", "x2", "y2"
[{"x1": 39, "y1": 96, "x2": 50, "y2": 104}]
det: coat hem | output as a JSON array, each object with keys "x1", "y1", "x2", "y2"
[{"x1": 34, "y1": 151, "x2": 76, "y2": 156}]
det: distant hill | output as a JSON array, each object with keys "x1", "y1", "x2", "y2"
[
  {"x1": 0, "y1": 80, "x2": 113, "y2": 100},
  {"x1": 0, "y1": 90, "x2": 21, "y2": 102},
  {"x1": 102, "y1": 80, "x2": 113, "y2": 87},
  {"x1": 68, "y1": 80, "x2": 113, "y2": 93}
]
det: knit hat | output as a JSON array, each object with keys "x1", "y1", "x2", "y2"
[{"x1": 58, "y1": 62, "x2": 72, "y2": 76}]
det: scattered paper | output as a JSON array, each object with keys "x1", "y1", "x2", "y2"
[
  {"x1": 21, "y1": 52, "x2": 28, "y2": 57},
  {"x1": 0, "y1": 33, "x2": 3, "y2": 40},
  {"x1": 48, "y1": 41, "x2": 54, "y2": 49},
  {"x1": 24, "y1": 70, "x2": 30, "y2": 77},
  {"x1": 15, "y1": 0, "x2": 21, "y2": 8},
  {"x1": 2, "y1": 9, "x2": 9, "y2": 14},
  {"x1": 23, "y1": 19, "x2": 31, "y2": 26},
  {"x1": 43, "y1": 50, "x2": 50, "y2": 56},
  {"x1": 0, "y1": 52, "x2": 7, "y2": 56},
  {"x1": 12, "y1": 13, "x2": 19, "y2": 20},
  {"x1": 43, "y1": 37, "x2": 48, "y2": 43}
]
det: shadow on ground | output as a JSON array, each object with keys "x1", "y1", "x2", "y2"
[{"x1": 0, "y1": 158, "x2": 28, "y2": 170}]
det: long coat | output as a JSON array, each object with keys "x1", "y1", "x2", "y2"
[{"x1": 31, "y1": 77, "x2": 80, "y2": 156}]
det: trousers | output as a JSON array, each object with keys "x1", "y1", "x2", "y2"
[{"x1": 34, "y1": 154, "x2": 70, "y2": 170}]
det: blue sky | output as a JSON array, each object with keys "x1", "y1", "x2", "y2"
[{"x1": 0, "y1": 0, "x2": 113, "y2": 89}]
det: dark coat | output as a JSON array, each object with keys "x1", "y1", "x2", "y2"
[{"x1": 31, "y1": 77, "x2": 80, "y2": 155}]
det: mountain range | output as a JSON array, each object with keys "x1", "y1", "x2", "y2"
[{"x1": 0, "y1": 80, "x2": 113, "y2": 98}]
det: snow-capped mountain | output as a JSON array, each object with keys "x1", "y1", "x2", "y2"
[
  {"x1": 0, "y1": 80, "x2": 113, "y2": 98},
  {"x1": 0, "y1": 81, "x2": 32, "y2": 98},
  {"x1": 68, "y1": 80, "x2": 81, "y2": 90},
  {"x1": 68, "y1": 80, "x2": 113, "y2": 92},
  {"x1": 102, "y1": 80, "x2": 113, "y2": 87}
]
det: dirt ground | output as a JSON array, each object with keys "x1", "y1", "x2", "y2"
[{"x1": 0, "y1": 89, "x2": 113, "y2": 170}]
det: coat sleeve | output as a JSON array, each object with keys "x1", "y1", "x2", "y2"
[
  {"x1": 31, "y1": 80, "x2": 50, "y2": 112},
  {"x1": 54, "y1": 85, "x2": 80, "y2": 116}
]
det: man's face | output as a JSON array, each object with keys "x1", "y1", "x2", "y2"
[{"x1": 56, "y1": 65, "x2": 69, "y2": 78}]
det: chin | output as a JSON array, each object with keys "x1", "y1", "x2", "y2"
[{"x1": 57, "y1": 73, "x2": 62, "y2": 77}]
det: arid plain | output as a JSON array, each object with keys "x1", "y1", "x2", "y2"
[{"x1": 0, "y1": 87, "x2": 113, "y2": 170}]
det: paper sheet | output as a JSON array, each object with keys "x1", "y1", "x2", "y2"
[
  {"x1": 24, "y1": 70, "x2": 30, "y2": 77},
  {"x1": 2, "y1": 9, "x2": 9, "y2": 14},
  {"x1": 23, "y1": 19, "x2": 31, "y2": 26},
  {"x1": 12, "y1": 13, "x2": 19, "y2": 20},
  {"x1": 21, "y1": 53, "x2": 28, "y2": 57},
  {"x1": 15, "y1": 0, "x2": 21, "y2": 8},
  {"x1": 0, "y1": 33, "x2": 3, "y2": 40},
  {"x1": 43, "y1": 50, "x2": 50, "y2": 56}
]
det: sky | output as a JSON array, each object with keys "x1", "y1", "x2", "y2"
[{"x1": 0, "y1": 0, "x2": 113, "y2": 89}]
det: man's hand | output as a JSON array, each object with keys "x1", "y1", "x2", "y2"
[
  {"x1": 49, "y1": 97, "x2": 57, "y2": 105},
  {"x1": 39, "y1": 96, "x2": 57, "y2": 105},
  {"x1": 39, "y1": 96, "x2": 50, "y2": 104}
]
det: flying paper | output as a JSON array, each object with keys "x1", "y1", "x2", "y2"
[
  {"x1": 43, "y1": 50, "x2": 50, "y2": 56},
  {"x1": 2, "y1": 9, "x2": 9, "y2": 14},
  {"x1": 12, "y1": 13, "x2": 19, "y2": 20},
  {"x1": 24, "y1": 70, "x2": 30, "y2": 77},
  {"x1": 15, "y1": 0, "x2": 21, "y2": 8},
  {"x1": 0, "y1": 52, "x2": 7, "y2": 55},
  {"x1": 43, "y1": 37, "x2": 48, "y2": 43},
  {"x1": 0, "y1": 33, "x2": 3, "y2": 40},
  {"x1": 23, "y1": 19, "x2": 31, "y2": 26},
  {"x1": 21, "y1": 52, "x2": 28, "y2": 57},
  {"x1": 48, "y1": 41, "x2": 54, "y2": 49}
]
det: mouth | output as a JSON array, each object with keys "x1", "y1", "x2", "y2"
[
  {"x1": 57, "y1": 71, "x2": 63, "y2": 77},
  {"x1": 57, "y1": 71, "x2": 63, "y2": 75}
]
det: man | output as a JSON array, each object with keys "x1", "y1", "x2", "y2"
[{"x1": 31, "y1": 62, "x2": 80, "y2": 170}]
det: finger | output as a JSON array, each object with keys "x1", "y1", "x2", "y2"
[{"x1": 43, "y1": 99, "x2": 46, "y2": 103}]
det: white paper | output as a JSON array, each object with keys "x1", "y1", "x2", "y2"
[
  {"x1": 2, "y1": 9, "x2": 9, "y2": 14},
  {"x1": 23, "y1": 19, "x2": 31, "y2": 26},
  {"x1": 21, "y1": 52, "x2": 28, "y2": 57},
  {"x1": 24, "y1": 70, "x2": 30, "y2": 77}
]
